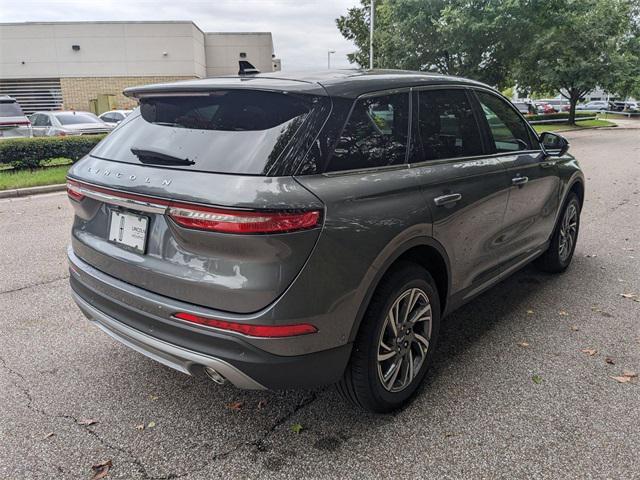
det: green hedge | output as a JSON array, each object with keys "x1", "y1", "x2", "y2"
[
  {"x1": 525, "y1": 112, "x2": 594, "y2": 122},
  {"x1": 0, "y1": 134, "x2": 107, "y2": 170}
]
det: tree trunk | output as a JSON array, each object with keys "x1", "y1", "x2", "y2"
[{"x1": 568, "y1": 90, "x2": 579, "y2": 125}]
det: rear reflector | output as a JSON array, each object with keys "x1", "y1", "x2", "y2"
[
  {"x1": 168, "y1": 204, "x2": 321, "y2": 234},
  {"x1": 173, "y1": 312, "x2": 318, "y2": 338},
  {"x1": 66, "y1": 180, "x2": 85, "y2": 202}
]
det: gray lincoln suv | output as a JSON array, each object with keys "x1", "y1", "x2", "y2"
[{"x1": 67, "y1": 70, "x2": 584, "y2": 412}]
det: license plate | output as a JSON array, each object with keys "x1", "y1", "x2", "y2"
[{"x1": 108, "y1": 210, "x2": 149, "y2": 253}]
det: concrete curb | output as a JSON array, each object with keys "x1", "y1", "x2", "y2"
[{"x1": 0, "y1": 183, "x2": 66, "y2": 199}]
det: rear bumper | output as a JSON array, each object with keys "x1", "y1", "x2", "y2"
[{"x1": 68, "y1": 248, "x2": 351, "y2": 390}]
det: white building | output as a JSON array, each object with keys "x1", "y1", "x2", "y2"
[{"x1": 0, "y1": 21, "x2": 281, "y2": 113}]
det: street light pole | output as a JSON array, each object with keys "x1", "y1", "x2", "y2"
[
  {"x1": 327, "y1": 49, "x2": 336, "y2": 69},
  {"x1": 369, "y1": 0, "x2": 374, "y2": 69}
]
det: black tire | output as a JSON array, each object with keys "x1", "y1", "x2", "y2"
[
  {"x1": 337, "y1": 262, "x2": 441, "y2": 413},
  {"x1": 535, "y1": 193, "x2": 581, "y2": 273}
]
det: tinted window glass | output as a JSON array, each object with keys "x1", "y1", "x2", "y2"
[
  {"x1": 56, "y1": 113, "x2": 101, "y2": 125},
  {"x1": 327, "y1": 92, "x2": 409, "y2": 172},
  {"x1": 476, "y1": 92, "x2": 533, "y2": 153},
  {"x1": 416, "y1": 89, "x2": 483, "y2": 161},
  {"x1": 0, "y1": 101, "x2": 23, "y2": 117},
  {"x1": 140, "y1": 91, "x2": 310, "y2": 131},
  {"x1": 90, "y1": 91, "x2": 329, "y2": 175}
]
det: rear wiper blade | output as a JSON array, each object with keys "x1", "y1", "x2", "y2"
[{"x1": 131, "y1": 148, "x2": 195, "y2": 166}]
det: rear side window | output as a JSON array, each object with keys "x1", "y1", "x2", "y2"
[
  {"x1": 415, "y1": 89, "x2": 483, "y2": 161},
  {"x1": 0, "y1": 101, "x2": 23, "y2": 117},
  {"x1": 326, "y1": 92, "x2": 409, "y2": 172},
  {"x1": 90, "y1": 90, "x2": 327, "y2": 175},
  {"x1": 475, "y1": 91, "x2": 534, "y2": 153}
]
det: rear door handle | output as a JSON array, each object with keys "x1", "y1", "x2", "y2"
[
  {"x1": 511, "y1": 176, "x2": 529, "y2": 186},
  {"x1": 434, "y1": 193, "x2": 462, "y2": 206}
]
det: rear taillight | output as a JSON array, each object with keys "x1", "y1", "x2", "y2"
[
  {"x1": 65, "y1": 179, "x2": 321, "y2": 234},
  {"x1": 168, "y1": 204, "x2": 321, "y2": 234},
  {"x1": 173, "y1": 312, "x2": 318, "y2": 338},
  {"x1": 66, "y1": 180, "x2": 84, "y2": 202}
]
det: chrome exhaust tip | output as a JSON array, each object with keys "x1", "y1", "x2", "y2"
[{"x1": 204, "y1": 367, "x2": 226, "y2": 385}]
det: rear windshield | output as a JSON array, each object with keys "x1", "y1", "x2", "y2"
[
  {"x1": 90, "y1": 90, "x2": 326, "y2": 175},
  {"x1": 0, "y1": 101, "x2": 23, "y2": 117},
  {"x1": 56, "y1": 113, "x2": 102, "y2": 125}
]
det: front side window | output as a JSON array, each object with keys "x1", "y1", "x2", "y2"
[
  {"x1": 326, "y1": 92, "x2": 409, "y2": 172},
  {"x1": 415, "y1": 89, "x2": 484, "y2": 161},
  {"x1": 476, "y1": 91, "x2": 534, "y2": 153}
]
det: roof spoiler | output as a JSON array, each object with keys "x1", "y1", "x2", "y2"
[{"x1": 239, "y1": 61, "x2": 260, "y2": 76}]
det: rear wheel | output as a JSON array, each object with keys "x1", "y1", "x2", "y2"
[
  {"x1": 535, "y1": 193, "x2": 581, "y2": 273},
  {"x1": 337, "y1": 263, "x2": 440, "y2": 413}
]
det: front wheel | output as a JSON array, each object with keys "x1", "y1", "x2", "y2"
[
  {"x1": 535, "y1": 193, "x2": 581, "y2": 273},
  {"x1": 337, "y1": 263, "x2": 440, "y2": 413}
]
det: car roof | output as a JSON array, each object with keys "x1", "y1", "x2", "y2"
[
  {"x1": 0, "y1": 95, "x2": 17, "y2": 102},
  {"x1": 125, "y1": 69, "x2": 493, "y2": 100}
]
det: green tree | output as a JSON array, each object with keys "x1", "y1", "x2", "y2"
[
  {"x1": 512, "y1": 0, "x2": 640, "y2": 123},
  {"x1": 336, "y1": 0, "x2": 519, "y2": 89}
]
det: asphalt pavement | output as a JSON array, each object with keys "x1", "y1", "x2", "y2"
[{"x1": 0, "y1": 128, "x2": 638, "y2": 479}]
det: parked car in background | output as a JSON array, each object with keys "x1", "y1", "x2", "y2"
[
  {"x1": 534, "y1": 102, "x2": 557, "y2": 114},
  {"x1": 623, "y1": 101, "x2": 639, "y2": 112},
  {"x1": 0, "y1": 95, "x2": 32, "y2": 139},
  {"x1": 30, "y1": 111, "x2": 114, "y2": 137},
  {"x1": 67, "y1": 70, "x2": 584, "y2": 412},
  {"x1": 513, "y1": 101, "x2": 536, "y2": 115},
  {"x1": 576, "y1": 100, "x2": 614, "y2": 111},
  {"x1": 539, "y1": 98, "x2": 570, "y2": 112},
  {"x1": 99, "y1": 109, "x2": 133, "y2": 125}
]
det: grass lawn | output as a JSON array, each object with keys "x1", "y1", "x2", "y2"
[
  {"x1": 0, "y1": 164, "x2": 70, "y2": 191},
  {"x1": 532, "y1": 119, "x2": 616, "y2": 133}
]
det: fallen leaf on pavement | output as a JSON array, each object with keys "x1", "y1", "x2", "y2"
[
  {"x1": 620, "y1": 293, "x2": 639, "y2": 302},
  {"x1": 290, "y1": 423, "x2": 304, "y2": 434},
  {"x1": 135, "y1": 424, "x2": 144, "y2": 431},
  {"x1": 526, "y1": 309, "x2": 534, "y2": 315},
  {"x1": 257, "y1": 399, "x2": 267, "y2": 410},
  {"x1": 532, "y1": 375, "x2": 543, "y2": 384},
  {"x1": 559, "y1": 310, "x2": 569, "y2": 316},
  {"x1": 42, "y1": 432, "x2": 54, "y2": 440},
  {"x1": 78, "y1": 419, "x2": 98, "y2": 426},
  {"x1": 581, "y1": 349, "x2": 598, "y2": 356},
  {"x1": 605, "y1": 357, "x2": 616, "y2": 365},
  {"x1": 622, "y1": 370, "x2": 637, "y2": 378},
  {"x1": 147, "y1": 421, "x2": 156, "y2": 429},
  {"x1": 570, "y1": 325, "x2": 579, "y2": 332},
  {"x1": 226, "y1": 401, "x2": 243, "y2": 411},
  {"x1": 611, "y1": 376, "x2": 632, "y2": 383},
  {"x1": 517, "y1": 341, "x2": 530, "y2": 347},
  {"x1": 91, "y1": 460, "x2": 112, "y2": 480},
  {"x1": 149, "y1": 395, "x2": 159, "y2": 401}
]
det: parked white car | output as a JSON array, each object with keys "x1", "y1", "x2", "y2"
[
  {"x1": 30, "y1": 111, "x2": 114, "y2": 137},
  {"x1": 576, "y1": 100, "x2": 613, "y2": 111},
  {"x1": 99, "y1": 109, "x2": 133, "y2": 125},
  {"x1": 0, "y1": 95, "x2": 33, "y2": 139}
]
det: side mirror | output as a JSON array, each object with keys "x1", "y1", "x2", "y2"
[{"x1": 539, "y1": 131, "x2": 569, "y2": 157}]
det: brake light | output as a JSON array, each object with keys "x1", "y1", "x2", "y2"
[
  {"x1": 66, "y1": 180, "x2": 84, "y2": 202},
  {"x1": 168, "y1": 204, "x2": 321, "y2": 234},
  {"x1": 173, "y1": 312, "x2": 318, "y2": 338},
  {"x1": 0, "y1": 120, "x2": 31, "y2": 126}
]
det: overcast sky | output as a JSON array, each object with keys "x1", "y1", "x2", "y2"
[{"x1": 0, "y1": 0, "x2": 361, "y2": 70}]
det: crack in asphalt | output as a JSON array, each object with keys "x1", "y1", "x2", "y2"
[
  {"x1": 0, "y1": 354, "x2": 320, "y2": 480},
  {"x1": 0, "y1": 275, "x2": 69, "y2": 296},
  {"x1": 149, "y1": 391, "x2": 320, "y2": 479}
]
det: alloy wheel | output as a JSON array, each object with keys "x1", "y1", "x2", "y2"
[
  {"x1": 558, "y1": 202, "x2": 578, "y2": 262},
  {"x1": 376, "y1": 288, "x2": 432, "y2": 392}
]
